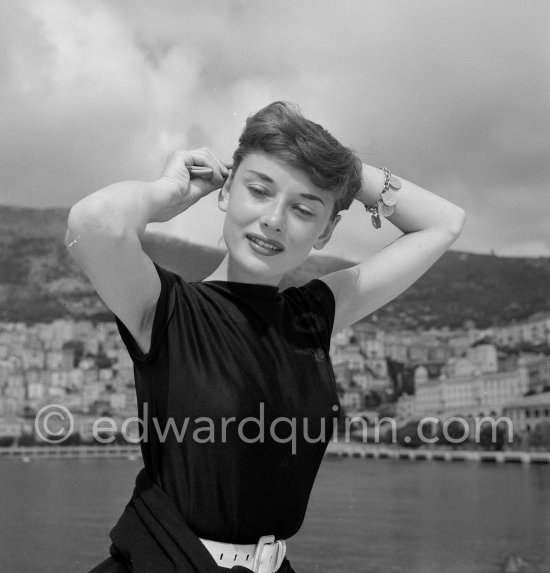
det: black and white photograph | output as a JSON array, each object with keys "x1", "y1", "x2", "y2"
[{"x1": 0, "y1": 1, "x2": 549, "y2": 572}]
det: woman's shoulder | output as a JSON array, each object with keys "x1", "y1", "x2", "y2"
[{"x1": 283, "y1": 277, "x2": 335, "y2": 306}]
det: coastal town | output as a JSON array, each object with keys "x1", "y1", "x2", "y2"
[{"x1": 1, "y1": 310, "x2": 549, "y2": 450}]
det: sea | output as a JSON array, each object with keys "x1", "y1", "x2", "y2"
[{"x1": 0, "y1": 456, "x2": 549, "y2": 573}]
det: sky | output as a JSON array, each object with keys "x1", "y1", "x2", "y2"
[{"x1": 1, "y1": 0, "x2": 549, "y2": 262}]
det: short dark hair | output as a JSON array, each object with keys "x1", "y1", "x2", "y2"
[{"x1": 232, "y1": 101, "x2": 362, "y2": 219}]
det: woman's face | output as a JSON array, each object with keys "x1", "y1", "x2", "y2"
[{"x1": 218, "y1": 151, "x2": 341, "y2": 286}]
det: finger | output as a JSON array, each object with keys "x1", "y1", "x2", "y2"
[
  {"x1": 188, "y1": 167, "x2": 233, "y2": 184},
  {"x1": 199, "y1": 147, "x2": 229, "y2": 180},
  {"x1": 186, "y1": 148, "x2": 213, "y2": 168},
  {"x1": 188, "y1": 166, "x2": 214, "y2": 179},
  {"x1": 185, "y1": 149, "x2": 224, "y2": 183},
  {"x1": 214, "y1": 155, "x2": 230, "y2": 178}
]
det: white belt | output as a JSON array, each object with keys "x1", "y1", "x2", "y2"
[{"x1": 199, "y1": 534, "x2": 286, "y2": 572}]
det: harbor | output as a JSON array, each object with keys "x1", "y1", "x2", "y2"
[
  {"x1": 2, "y1": 443, "x2": 549, "y2": 465},
  {"x1": 0, "y1": 444, "x2": 141, "y2": 461},
  {"x1": 327, "y1": 442, "x2": 550, "y2": 464},
  {"x1": 1, "y1": 453, "x2": 548, "y2": 572}
]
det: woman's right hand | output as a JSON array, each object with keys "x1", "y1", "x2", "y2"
[{"x1": 154, "y1": 148, "x2": 230, "y2": 222}]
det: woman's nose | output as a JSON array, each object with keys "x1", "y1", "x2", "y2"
[{"x1": 260, "y1": 203, "x2": 285, "y2": 232}]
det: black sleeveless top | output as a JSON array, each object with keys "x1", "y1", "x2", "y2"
[{"x1": 114, "y1": 264, "x2": 340, "y2": 544}]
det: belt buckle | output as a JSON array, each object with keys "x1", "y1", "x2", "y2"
[{"x1": 252, "y1": 534, "x2": 275, "y2": 573}]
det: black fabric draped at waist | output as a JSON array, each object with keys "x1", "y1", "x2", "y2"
[{"x1": 88, "y1": 467, "x2": 296, "y2": 573}]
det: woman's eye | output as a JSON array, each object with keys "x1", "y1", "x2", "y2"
[
  {"x1": 295, "y1": 207, "x2": 314, "y2": 217},
  {"x1": 249, "y1": 186, "x2": 268, "y2": 197}
]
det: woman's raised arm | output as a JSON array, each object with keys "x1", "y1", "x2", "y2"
[
  {"x1": 319, "y1": 163, "x2": 466, "y2": 334},
  {"x1": 66, "y1": 148, "x2": 228, "y2": 352}
]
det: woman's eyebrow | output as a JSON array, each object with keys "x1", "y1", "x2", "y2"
[
  {"x1": 244, "y1": 169, "x2": 326, "y2": 206},
  {"x1": 245, "y1": 169, "x2": 275, "y2": 183},
  {"x1": 300, "y1": 193, "x2": 325, "y2": 206}
]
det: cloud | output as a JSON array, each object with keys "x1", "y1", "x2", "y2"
[{"x1": 0, "y1": 0, "x2": 548, "y2": 259}]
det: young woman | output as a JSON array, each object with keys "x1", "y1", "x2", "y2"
[{"x1": 67, "y1": 102, "x2": 465, "y2": 573}]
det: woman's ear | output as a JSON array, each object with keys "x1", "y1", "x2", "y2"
[
  {"x1": 218, "y1": 173, "x2": 233, "y2": 213},
  {"x1": 313, "y1": 214, "x2": 341, "y2": 250}
]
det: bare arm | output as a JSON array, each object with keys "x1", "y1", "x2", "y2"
[
  {"x1": 66, "y1": 148, "x2": 228, "y2": 353},
  {"x1": 320, "y1": 163, "x2": 466, "y2": 334}
]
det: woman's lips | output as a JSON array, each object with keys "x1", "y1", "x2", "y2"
[{"x1": 246, "y1": 234, "x2": 284, "y2": 255}]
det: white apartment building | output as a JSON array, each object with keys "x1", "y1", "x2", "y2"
[
  {"x1": 49, "y1": 319, "x2": 75, "y2": 350},
  {"x1": 51, "y1": 370, "x2": 70, "y2": 388},
  {"x1": 352, "y1": 323, "x2": 386, "y2": 358},
  {"x1": 383, "y1": 330, "x2": 417, "y2": 363},
  {"x1": 466, "y1": 344, "x2": 498, "y2": 373},
  {"x1": 0, "y1": 417, "x2": 24, "y2": 438},
  {"x1": 46, "y1": 350, "x2": 64, "y2": 370},
  {"x1": 27, "y1": 381, "x2": 46, "y2": 401},
  {"x1": 20, "y1": 348, "x2": 45, "y2": 370},
  {"x1": 67, "y1": 368, "x2": 85, "y2": 390},
  {"x1": 332, "y1": 328, "x2": 353, "y2": 347},
  {"x1": 351, "y1": 369, "x2": 390, "y2": 394},
  {"x1": 330, "y1": 344, "x2": 364, "y2": 371},
  {"x1": 503, "y1": 392, "x2": 550, "y2": 433},
  {"x1": 408, "y1": 364, "x2": 529, "y2": 418},
  {"x1": 82, "y1": 381, "x2": 104, "y2": 409},
  {"x1": 481, "y1": 370, "x2": 529, "y2": 414},
  {"x1": 395, "y1": 393, "x2": 416, "y2": 421},
  {"x1": 492, "y1": 313, "x2": 550, "y2": 347},
  {"x1": 340, "y1": 388, "x2": 362, "y2": 410},
  {"x1": 109, "y1": 392, "x2": 127, "y2": 411},
  {"x1": 522, "y1": 354, "x2": 550, "y2": 392},
  {"x1": 414, "y1": 379, "x2": 443, "y2": 415},
  {"x1": 448, "y1": 329, "x2": 486, "y2": 357},
  {"x1": 0, "y1": 360, "x2": 16, "y2": 386}
]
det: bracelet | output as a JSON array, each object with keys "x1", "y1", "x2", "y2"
[{"x1": 364, "y1": 167, "x2": 402, "y2": 229}]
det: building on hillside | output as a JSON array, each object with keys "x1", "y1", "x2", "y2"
[
  {"x1": 492, "y1": 312, "x2": 550, "y2": 347},
  {"x1": 20, "y1": 348, "x2": 46, "y2": 370},
  {"x1": 447, "y1": 328, "x2": 487, "y2": 357},
  {"x1": 27, "y1": 381, "x2": 46, "y2": 402},
  {"x1": 442, "y1": 355, "x2": 480, "y2": 379},
  {"x1": 332, "y1": 328, "x2": 353, "y2": 347},
  {"x1": 383, "y1": 330, "x2": 416, "y2": 363},
  {"x1": 352, "y1": 322, "x2": 385, "y2": 359},
  {"x1": 466, "y1": 344, "x2": 498, "y2": 373},
  {"x1": 49, "y1": 319, "x2": 75, "y2": 350},
  {"x1": 521, "y1": 354, "x2": 550, "y2": 393},
  {"x1": 0, "y1": 416, "x2": 24, "y2": 438},
  {"x1": 395, "y1": 393, "x2": 416, "y2": 421},
  {"x1": 332, "y1": 362, "x2": 352, "y2": 389},
  {"x1": 46, "y1": 350, "x2": 64, "y2": 370},
  {"x1": 330, "y1": 343, "x2": 364, "y2": 371},
  {"x1": 351, "y1": 366, "x2": 391, "y2": 395},
  {"x1": 414, "y1": 378, "x2": 443, "y2": 416},
  {"x1": 503, "y1": 392, "x2": 550, "y2": 434},
  {"x1": 406, "y1": 352, "x2": 530, "y2": 419},
  {"x1": 340, "y1": 388, "x2": 363, "y2": 411}
]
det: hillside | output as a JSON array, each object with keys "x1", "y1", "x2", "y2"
[{"x1": 1, "y1": 205, "x2": 549, "y2": 328}]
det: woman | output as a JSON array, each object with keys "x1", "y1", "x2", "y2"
[{"x1": 67, "y1": 102, "x2": 465, "y2": 572}]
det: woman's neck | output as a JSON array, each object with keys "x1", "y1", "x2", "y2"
[{"x1": 202, "y1": 253, "x2": 282, "y2": 286}]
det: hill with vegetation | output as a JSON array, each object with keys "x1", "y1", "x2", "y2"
[{"x1": 1, "y1": 205, "x2": 549, "y2": 329}]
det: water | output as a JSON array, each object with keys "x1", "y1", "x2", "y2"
[{"x1": 0, "y1": 456, "x2": 549, "y2": 572}]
